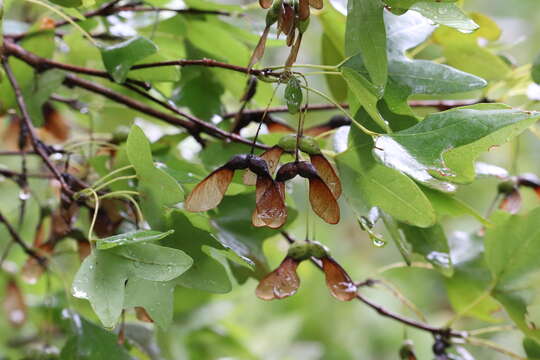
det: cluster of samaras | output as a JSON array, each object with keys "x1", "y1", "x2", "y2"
[
  {"x1": 185, "y1": 134, "x2": 342, "y2": 228},
  {"x1": 249, "y1": 0, "x2": 322, "y2": 68},
  {"x1": 256, "y1": 241, "x2": 357, "y2": 301}
]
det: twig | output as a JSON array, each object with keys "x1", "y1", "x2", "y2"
[
  {"x1": 3, "y1": 40, "x2": 149, "y2": 89},
  {"x1": 0, "y1": 210, "x2": 46, "y2": 266},
  {"x1": 64, "y1": 74, "x2": 271, "y2": 150},
  {"x1": 131, "y1": 59, "x2": 278, "y2": 78},
  {"x1": 463, "y1": 336, "x2": 526, "y2": 360},
  {"x1": 280, "y1": 231, "x2": 465, "y2": 338},
  {"x1": 222, "y1": 99, "x2": 484, "y2": 119},
  {"x1": 0, "y1": 168, "x2": 55, "y2": 179},
  {"x1": 1, "y1": 57, "x2": 71, "y2": 195},
  {"x1": 112, "y1": 6, "x2": 235, "y2": 17},
  {"x1": 8, "y1": 2, "x2": 238, "y2": 42}
]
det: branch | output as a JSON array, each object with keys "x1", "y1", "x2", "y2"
[
  {"x1": 131, "y1": 59, "x2": 278, "y2": 78},
  {"x1": 223, "y1": 99, "x2": 484, "y2": 119},
  {"x1": 1, "y1": 57, "x2": 71, "y2": 195},
  {"x1": 280, "y1": 232, "x2": 465, "y2": 339},
  {"x1": 63, "y1": 74, "x2": 271, "y2": 150},
  {"x1": 8, "y1": 1, "x2": 238, "y2": 41},
  {"x1": 0, "y1": 210, "x2": 46, "y2": 266},
  {"x1": 3, "y1": 40, "x2": 149, "y2": 89},
  {"x1": 112, "y1": 5, "x2": 236, "y2": 17},
  {"x1": 0, "y1": 168, "x2": 54, "y2": 179}
]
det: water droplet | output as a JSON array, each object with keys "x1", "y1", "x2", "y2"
[
  {"x1": 19, "y1": 190, "x2": 31, "y2": 201},
  {"x1": 371, "y1": 236, "x2": 386, "y2": 248},
  {"x1": 72, "y1": 287, "x2": 88, "y2": 299},
  {"x1": 426, "y1": 251, "x2": 451, "y2": 268},
  {"x1": 50, "y1": 153, "x2": 63, "y2": 161}
]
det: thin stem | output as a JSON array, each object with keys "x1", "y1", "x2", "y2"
[
  {"x1": 445, "y1": 282, "x2": 496, "y2": 327},
  {"x1": 303, "y1": 71, "x2": 342, "y2": 77},
  {"x1": 267, "y1": 64, "x2": 337, "y2": 71},
  {"x1": 463, "y1": 337, "x2": 526, "y2": 360},
  {"x1": 468, "y1": 325, "x2": 517, "y2": 336},
  {"x1": 376, "y1": 278, "x2": 427, "y2": 323},
  {"x1": 23, "y1": 0, "x2": 99, "y2": 47},
  {"x1": 250, "y1": 83, "x2": 281, "y2": 155},
  {"x1": 101, "y1": 192, "x2": 144, "y2": 227},
  {"x1": 300, "y1": 84, "x2": 380, "y2": 137},
  {"x1": 87, "y1": 189, "x2": 100, "y2": 241},
  {"x1": 1, "y1": 57, "x2": 71, "y2": 194},
  {"x1": 376, "y1": 261, "x2": 434, "y2": 274},
  {"x1": 92, "y1": 175, "x2": 137, "y2": 193},
  {"x1": 92, "y1": 165, "x2": 135, "y2": 188},
  {"x1": 280, "y1": 231, "x2": 465, "y2": 338},
  {"x1": 0, "y1": 210, "x2": 46, "y2": 266}
]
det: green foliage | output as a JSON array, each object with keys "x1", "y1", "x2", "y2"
[
  {"x1": 101, "y1": 36, "x2": 158, "y2": 83},
  {"x1": 72, "y1": 243, "x2": 192, "y2": 328},
  {"x1": 3, "y1": 0, "x2": 540, "y2": 358}
]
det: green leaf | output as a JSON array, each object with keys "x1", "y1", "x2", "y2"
[
  {"x1": 532, "y1": 52, "x2": 540, "y2": 85},
  {"x1": 336, "y1": 119, "x2": 436, "y2": 228},
  {"x1": 422, "y1": 186, "x2": 490, "y2": 225},
  {"x1": 345, "y1": 11, "x2": 486, "y2": 96},
  {"x1": 344, "y1": 11, "x2": 485, "y2": 131},
  {"x1": 443, "y1": 231, "x2": 502, "y2": 322},
  {"x1": 345, "y1": 0, "x2": 387, "y2": 95},
  {"x1": 400, "y1": 223, "x2": 453, "y2": 276},
  {"x1": 321, "y1": 34, "x2": 347, "y2": 102},
  {"x1": 23, "y1": 69, "x2": 66, "y2": 126},
  {"x1": 50, "y1": 0, "x2": 83, "y2": 7},
  {"x1": 384, "y1": 0, "x2": 456, "y2": 9},
  {"x1": 212, "y1": 193, "x2": 298, "y2": 276},
  {"x1": 284, "y1": 77, "x2": 303, "y2": 115},
  {"x1": 342, "y1": 67, "x2": 388, "y2": 131},
  {"x1": 374, "y1": 105, "x2": 540, "y2": 191},
  {"x1": 124, "y1": 278, "x2": 175, "y2": 329},
  {"x1": 101, "y1": 36, "x2": 158, "y2": 83},
  {"x1": 164, "y1": 210, "x2": 232, "y2": 293},
  {"x1": 130, "y1": 53, "x2": 181, "y2": 82},
  {"x1": 60, "y1": 311, "x2": 131, "y2": 360},
  {"x1": 484, "y1": 209, "x2": 540, "y2": 341},
  {"x1": 127, "y1": 125, "x2": 184, "y2": 228},
  {"x1": 410, "y1": 2, "x2": 478, "y2": 32},
  {"x1": 524, "y1": 338, "x2": 540, "y2": 359},
  {"x1": 96, "y1": 229, "x2": 175, "y2": 250},
  {"x1": 72, "y1": 244, "x2": 192, "y2": 328},
  {"x1": 173, "y1": 44, "x2": 225, "y2": 121},
  {"x1": 433, "y1": 18, "x2": 510, "y2": 81}
]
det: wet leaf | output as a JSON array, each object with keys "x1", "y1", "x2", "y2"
[
  {"x1": 60, "y1": 310, "x2": 131, "y2": 360},
  {"x1": 400, "y1": 223, "x2": 453, "y2": 276},
  {"x1": 101, "y1": 36, "x2": 157, "y2": 83},
  {"x1": 96, "y1": 229, "x2": 175, "y2": 250},
  {"x1": 484, "y1": 209, "x2": 540, "y2": 342},
  {"x1": 345, "y1": 0, "x2": 387, "y2": 95},
  {"x1": 72, "y1": 244, "x2": 192, "y2": 328},
  {"x1": 374, "y1": 105, "x2": 540, "y2": 190},
  {"x1": 336, "y1": 120, "x2": 436, "y2": 228},
  {"x1": 256, "y1": 257, "x2": 300, "y2": 300},
  {"x1": 127, "y1": 125, "x2": 184, "y2": 227},
  {"x1": 410, "y1": 3, "x2": 478, "y2": 32}
]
